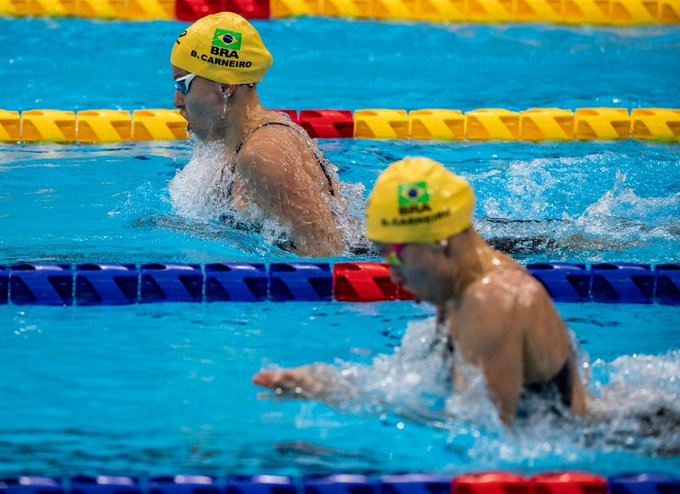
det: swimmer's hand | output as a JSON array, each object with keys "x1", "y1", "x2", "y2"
[
  {"x1": 253, "y1": 365, "x2": 457, "y2": 428},
  {"x1": 252, "y1": 365, "x2": 333, "y2": 400}
]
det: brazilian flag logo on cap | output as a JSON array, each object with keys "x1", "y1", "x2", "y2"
[
  {"x1": 213, "y1": 28, "x2": 242, "y2": 50},
  {"x1": 398, "y1": 181, "x2": 430, "y2": 206}
]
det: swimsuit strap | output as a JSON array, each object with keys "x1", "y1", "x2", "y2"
[
  {"x1": 433, "y1": 306, "x2": 455, "y2": 354},
  {"x1": 235, "y1": 120, "x2": 293, "y2": 154},
  {"x1": 235, "y1": 120, "x2": 336, "y2": 196}
]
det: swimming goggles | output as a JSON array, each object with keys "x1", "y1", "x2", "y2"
[
  {"x1": 383, "y1": 244, "x2": 406, "y2": 267},
  {"x1": 383, "y1": 238, "x2": 450, "y2": 267},
  {"x1": 175, "y1": 73, "x2": 197, "y2": 95}
]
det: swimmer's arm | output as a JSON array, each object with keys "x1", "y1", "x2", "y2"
[
  {"x1": 253, "y1": 366, "x2": 463, "y2": 430},
  {"x1": 456, "y1": 283, "x2": 523, "y2": 425},
  {"x1": 252, "y1": 364, "x2": 357, "y2": 407},
  {"x1": 236, "y1": 141, "x2": 342, "y2": 257}
]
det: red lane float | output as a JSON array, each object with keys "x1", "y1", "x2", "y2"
[
  {"x1": 175, "y1": 0, "x2": 269, "y2": 21},
  {"x1": 299, "y1": 110, "x2": 354, "y2": 138},
  {"x1": 453, "y1": 472, "x2": 529, "y2": 494},
  {"x1": 333, "y1": 262, "x2": 413, "y2": 301}
]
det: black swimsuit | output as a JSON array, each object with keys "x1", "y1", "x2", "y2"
[{"x1": 523, "y1": 356, "x2": 574, "y2": 408}]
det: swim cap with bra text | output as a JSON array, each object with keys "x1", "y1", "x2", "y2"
[{"x1": 171, "y1": 12, "x2": 273, "y2": 85}]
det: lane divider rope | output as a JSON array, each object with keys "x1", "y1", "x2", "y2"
[
  {"x1": 1, "y1": 262, "x2": 678, "y2": 305},
  {"x1": 1, "y1": 107, "x2": 679, "y2": 143},
  {"x1": 0, "y1": 471, "x2": 678, "y2": 494},
  {"x1": 1, "y1": 0, "x2": 679, "y2": 24}
]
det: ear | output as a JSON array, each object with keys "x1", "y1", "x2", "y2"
[{"x1": 219, "y1": 84, "x2": 237, "y2": 97}]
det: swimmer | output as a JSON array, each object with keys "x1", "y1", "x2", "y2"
[
  {"x1": 254, "y1": 157, "x2": 588, "y2": 425},
  {"x1": 170, "y1": 12, "x2": 343, "y2": 257}
]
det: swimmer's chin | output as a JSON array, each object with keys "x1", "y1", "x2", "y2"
[{"x1": 400, "y1": 284, "x2": 421, "y2": 303}]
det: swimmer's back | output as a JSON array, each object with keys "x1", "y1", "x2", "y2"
[
  {"x1": 495, "y1": 262, "x2": 588, "y2": 417},
  {"x1": 233, "y1": 110, "x2": 343, "y2": 256},
  {"x1": 456, "y1": 256, "x2": 587, "y2": 418},
  {"x1": 237, "y1": 111, "x2": 339, "y2": 198}
]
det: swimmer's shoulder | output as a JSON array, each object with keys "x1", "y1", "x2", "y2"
[
  {"x1": 235, "y1": 138, "x2": 289, "y2": 187},
  {"x1": 235, "y1": 129, "x2": 318, "y2": 194},
  {"x1": 455, "y1": 281, "x2": 516, "y2": 348},
  {"x1": 464, "y1": 262, "x2": 545, "y2": 314},
  {"x1": 486, "y1": 252, "x2": 538, "y2": 286},
  {"x1": 237, "y1": 118, "x2": 307, "y2": 163}
]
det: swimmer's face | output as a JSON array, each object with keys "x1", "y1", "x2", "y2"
[
  {"x1": 376, "y1": 240, "x2": 452, "y2": 305},
  {"x1": 172, "y1": 65, "x2": 230, "y2": 141}
]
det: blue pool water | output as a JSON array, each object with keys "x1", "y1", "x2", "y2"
[
  {"x1": 1, "y1": 302, "x2": 679, "y2": 476},
  {"x1": 0, "y1": 139, "x2": 678, "y2": 264},
  {"x1": 1, "y1": 16, "x2": 679, "y2": 477},
  {"x1": 3, "y1": 18, "x2": 680, "y2": 110}
]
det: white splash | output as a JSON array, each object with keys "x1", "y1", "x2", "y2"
[
  {"x1": 473, "y1": 156, "x2": 680, "y2": 258},
  {"x1": 168, "y1": 139, "x2": 233, "y2": 221},
  {"x1": 574, "y1": 170, "x2": 680, "y2": 241},
  {"x1": 332, "y1": 179, "x2": 369, "y2": 255},
  {"x1": 325, "y1": 317, "x2": 504, "y2": 434}
]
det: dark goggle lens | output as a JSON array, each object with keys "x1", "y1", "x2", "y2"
[
  {"x1": 175, "y1": 80, "x2": 189, "y2": 94},
  {"x1": 174, "y1": 74, "x2": 195, "y2": 95}
]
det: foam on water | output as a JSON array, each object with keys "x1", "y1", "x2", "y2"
[
  {"x1": 585, "y1": 351, "x2": 680, "y2": 455},
  {"x1": 168, "y1": 139, "x2": 233, "y2": 222},
  {"x1": 574, "y1": 171, "x2": 680, "y2": 241},
  {"x1": 474, "y1": 153, "x2": 680, "y2": 261}
]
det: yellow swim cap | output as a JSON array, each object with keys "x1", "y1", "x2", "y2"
[
  {"x1": 365, "y1": 157, "x2": 475, "y2": 243},
  {"x1": 170, "y1": 12, "x2": 273, "y2": 85}
]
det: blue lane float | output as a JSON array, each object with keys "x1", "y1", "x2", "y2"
[
  {"x1": 379, "y1": 474, "x2": 450, "y2": 494},
  {"x1": 590, "y1": 263, "x2": 656, "y2": 304},
  {"x1": 9, "y1": 263, "x2": 73, "y2": 305},
  {"x1": 303, "y1": 474, "x2": 378, "y2": 493},
  {"x1": 526, "y1": 262, "x2": 591, "y2": 302},
  {"x1": 0, "y1": 266, "x2": 7, "y2": 304},
  {"x1": 140, "y1": 263, "x2": 203, "y2": 303},
  {"x1": 148, "y1": 476, "x2": 219, "y2": 494},
  {"x1": 70, "y1": 478, "x2": 142, "y2": 494},
  {"x1": 226, "y1": 476, "x2": 295, "y2": 493},
  {"x1": 0, "y1": 262, "x2": 679, "y2": 306},
  {"x1": 655, "y1": 264, "x2": 680, "y2": 306},
  {"x1": 608, "y1": 473, "x2": 680, "y2": 494},
  {"x1": 269, "y1": 263, "x2": 333, "y2": 302},
  {"x1": 75, "y1": 263, "x2": 138, "y2": 305},
  {"x1": 0, "y1": 478, "x2": 64, "y2": 494},
  {"x1": 205, "y1": 263, "x2": 268, "y2": 302}
]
